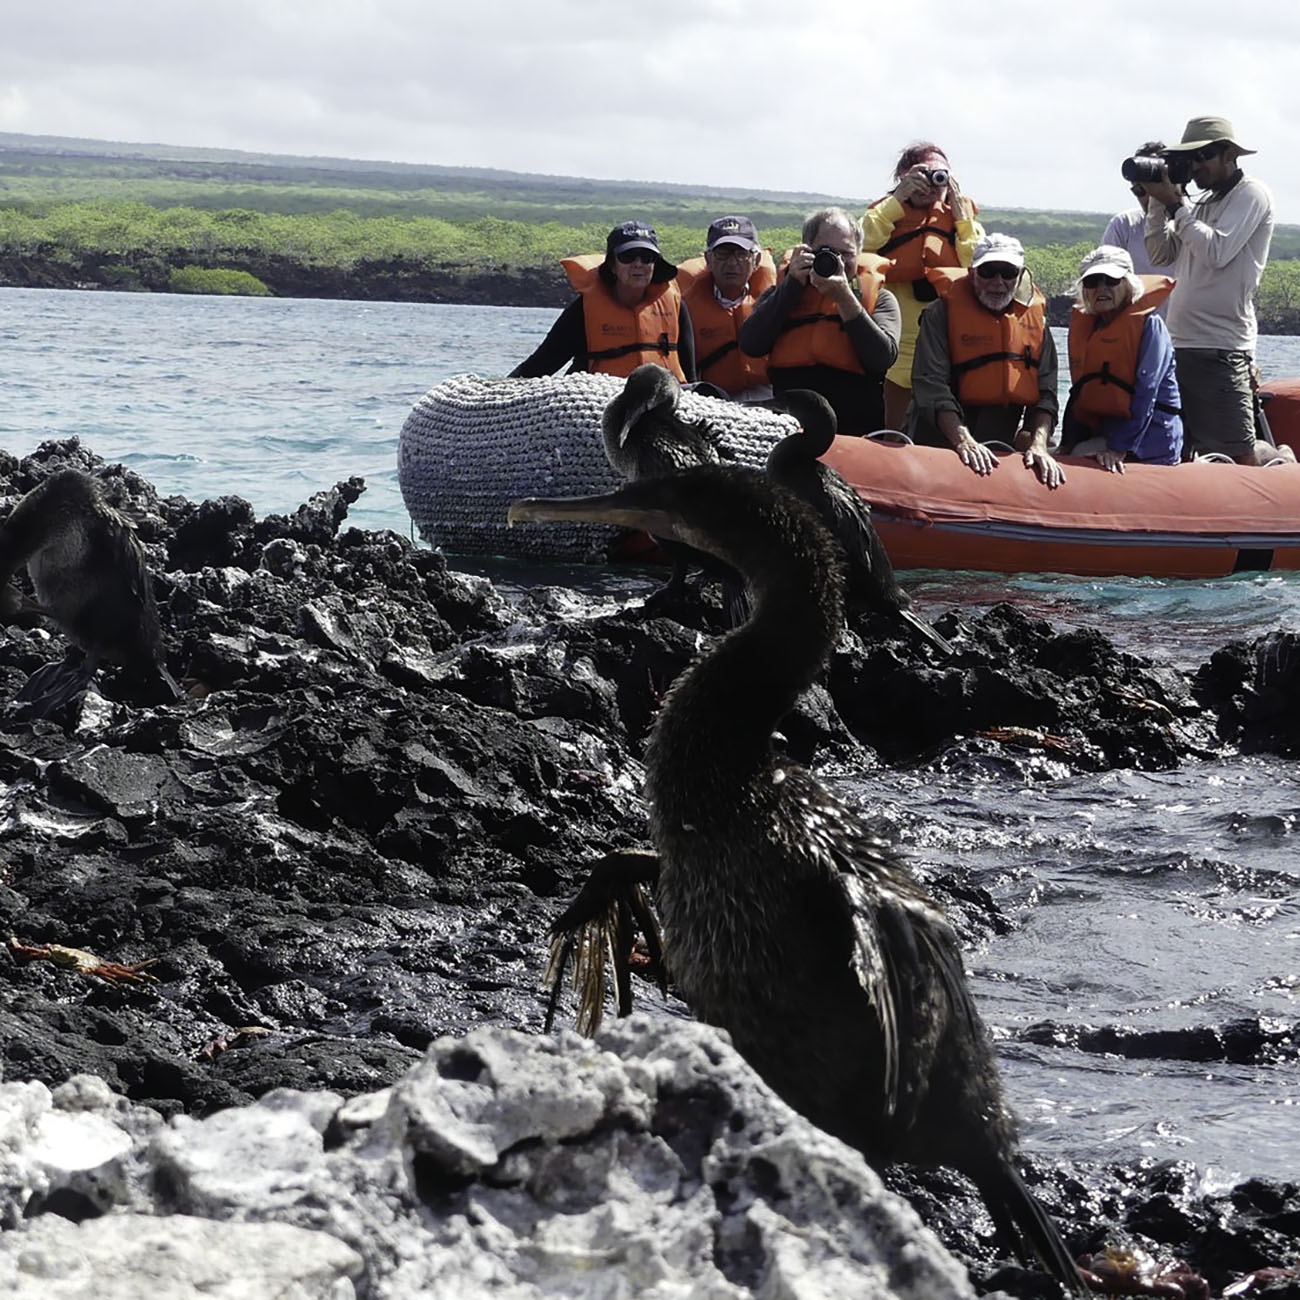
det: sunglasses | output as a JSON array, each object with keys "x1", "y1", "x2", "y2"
[
  {"x1": 1190, "y1": 142, "x2": 1226, "y2": 163},
  {"x1": 975, "y1": 263, "x2": 1020, "y2": 281},
  {"x1": 616, "y1": 249, "x2": 656, "y2": 265},
  {"x1": 1082, "y1": 273, "x2": 1122, "y2": 288},
  {"x1": 710, "y1": 245, "x2": 755, "y2": 262}
]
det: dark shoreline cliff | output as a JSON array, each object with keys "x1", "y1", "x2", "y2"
[
  {"x1": 7, "y1": 253, "x2": 1300, "y2": 335},
  {"x1": 0, "y1": 250, "x2": 572, "y2": 309}
]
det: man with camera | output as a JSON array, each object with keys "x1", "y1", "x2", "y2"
[
  {"x1": 906, "y1": 233, "x2": 1064, "y2": 488},
  {"x1": 1109, "y1": 141, "x2": 1174, "y2": 288},
  {"x1": 1142, "y1": 116, "x2": 1293, "y2": 465},
  {"x1": 738, "y1": 206, "x2": 900, "y2": 432}
]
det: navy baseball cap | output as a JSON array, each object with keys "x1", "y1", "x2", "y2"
[{"x1": 706, "y1": 215, "x2": 760, "y2": 251}]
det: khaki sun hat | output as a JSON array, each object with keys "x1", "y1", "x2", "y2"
[{"x1": 1165, "y1": 115, "x2": 1256, "y2": 155}]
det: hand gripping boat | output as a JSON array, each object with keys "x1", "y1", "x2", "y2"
[{"x1": 399, "y1": 373, "x2": 1300, "y2": 577}]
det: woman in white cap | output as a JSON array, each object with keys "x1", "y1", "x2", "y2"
[{"x1": 1061, "y1": 245, "x2": 1182, "y2": 470}]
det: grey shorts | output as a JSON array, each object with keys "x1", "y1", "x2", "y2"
[{"x1": 1174, "y1": 348, "x2": 1254, "y2": 459}]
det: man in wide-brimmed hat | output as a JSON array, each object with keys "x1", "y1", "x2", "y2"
[{"x1": 1143, "y1": 116, "x2": 1295, "y2": 464}]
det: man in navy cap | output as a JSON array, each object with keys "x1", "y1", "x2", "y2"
[
  {"x1": 679, "y1": 216, "x2": 775, "y2": 400},
  {"x1": 1144, "y1": 116, "x2": 1294, "y2": 464}
]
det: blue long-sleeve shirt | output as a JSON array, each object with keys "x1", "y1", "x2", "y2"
[{"x1": 1095, "y1": 314, "x2": 1183, "y2": 464}]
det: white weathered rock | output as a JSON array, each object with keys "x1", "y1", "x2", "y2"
[
  {"x1": 0, "y1": 1019, "x2": 978, "y2": 1299},
  {"x1": 0, "y1": 1212, "x2": 362, "y2": 1299}
]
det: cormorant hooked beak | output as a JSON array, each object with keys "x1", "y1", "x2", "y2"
[{"x1": 507, "y1": 488, "x2": 683, "y2": 544}]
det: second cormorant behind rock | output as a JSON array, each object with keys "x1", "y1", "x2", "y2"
[
  {"x1": 0, "y1": 468, "x2": 180, "y2": 718},
  {"x1": 766, "y1": 389, "x2": 953, "y2": 655},
  {"x1": 601, "y1": 364, "x2": 745, "y2": 622},
  {"x1": 510, "y1": 465, "x2": 1083, "y2": 1296}
]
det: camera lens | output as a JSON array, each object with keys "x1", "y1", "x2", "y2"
[
  {"x1": 1121, "y1": 156, "x2": 1163, "y2": 184},
  {"x1": 812, "y1": 248, "x2": 842, "y2": 278},
  {"x1": 927, "y1": 168, "x2": 949, "y2": 187}
]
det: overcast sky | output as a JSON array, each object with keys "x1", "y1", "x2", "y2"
[{"x1": 4, "y1": 0, "x2": 1300, "y2": 222}]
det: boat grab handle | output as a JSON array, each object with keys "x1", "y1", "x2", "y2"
[
  {"x1": 1262, "y1": 455, "x2": 1293, "y2": 468},
  {"x1": 1193, "y1": 452, "x2": 1236, "y2": 464},
  {"x1": 867, "y1": 430, "x2": 913, "y2": 445},
  {"x1": 980, "y1": 440, "x2": 1018, "y2": 454}
]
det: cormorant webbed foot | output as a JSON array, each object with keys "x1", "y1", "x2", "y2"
[
  {"x1": 895, "y1": 607, "x2": 956, "y2": 657},
  {"x1": 543, "y1": 847, "x2": 664, "y2": 1035}
]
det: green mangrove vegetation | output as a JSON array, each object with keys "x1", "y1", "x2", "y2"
[{"x1": 2, "y1": 134, "x2": 1298, "y2": 328}]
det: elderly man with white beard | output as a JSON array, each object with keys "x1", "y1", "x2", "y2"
[{"x1": 906, "y1": 232, "x2": 1065, "y2": 488}]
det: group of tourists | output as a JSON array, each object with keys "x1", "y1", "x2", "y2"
[{"x1": 512, "y1": 114, "x2": 1292, "y2": 483}]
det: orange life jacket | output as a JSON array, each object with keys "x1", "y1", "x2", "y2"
[
  {"x1": 1067, "y1": 277, "x2": 1176, "y2": 426},
  {"x1": 869, "y1": 198, "x2": 970, "y2": 283},
  {"x1": 767, "y1": 252, "x2": 889, "y2": 374},
  {"x1": 926, "y1": 267, "x2": 1046, "y2": 407},
  {"x1": 561, "y1": 253, "x2": 685, "y2": 380},
  {"x1": 676, "y1": 252, "x2": 777, "y2": 394}
]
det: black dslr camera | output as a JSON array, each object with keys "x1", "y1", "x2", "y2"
[
  {"x1": 812, "y1": 246, "x2": 845, "y2": 278},
  {"x1": 1122, "y1": 153, "x2": 1193, "y2": 186}
]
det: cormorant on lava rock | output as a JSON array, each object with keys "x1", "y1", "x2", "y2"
[
  {"x1": 0, "y1": 469, "x2": 179, "y2": 718},
  {"x1": 510, "y1": 464, "x2": 1083, "y2": 1296}
]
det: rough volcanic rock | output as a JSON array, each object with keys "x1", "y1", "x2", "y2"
[
  {"x1": 1194, "y1": 630, "x2": 1300, "y2": 756},
  {"x1": 0, "y1": 440, "x2": 1296, "y2": 1297}
]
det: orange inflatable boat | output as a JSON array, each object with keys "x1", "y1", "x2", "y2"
[
  {"x1": 1261, "y1": 376, "x2": 1300, "y2": 455},
  {"x1": 821, "y1": 437, "x2": 1300, "y2": 578}
]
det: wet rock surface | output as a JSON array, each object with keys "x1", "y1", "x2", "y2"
[{"x1": 0, "y1": 439, "x2": 1296, "y2": 1296}]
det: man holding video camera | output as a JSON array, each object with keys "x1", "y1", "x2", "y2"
[
  {"x1": 738, "y1": 206, "x2": 900, "y2": 432},
  {"x1": 1143, "y1": 115, "x2": 1293, "y2": 464}
]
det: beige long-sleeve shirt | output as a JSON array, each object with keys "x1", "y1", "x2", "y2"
[{"x1": 1144, "y1": 173, "x2": 1273, "y2": 352}]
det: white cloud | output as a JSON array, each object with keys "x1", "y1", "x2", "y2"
[{"x1": 3, "y1": 0, "x2": 1300, "y2": 221}]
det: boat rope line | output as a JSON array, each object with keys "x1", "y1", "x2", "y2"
[{"x1": 874, "y1": 513, "x2": 1298, "y2": 551}]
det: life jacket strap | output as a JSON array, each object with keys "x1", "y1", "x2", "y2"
[
  {"x1": 951, "y1": 346, "x2": 1041, "y2": 378},
  {"x1": 583, "y1": 333, "x2": 679, "y2": 364},
  {"x1": 698, "y1": 338, "x2": 739, "y2": 375},
  {"x1": 879, "y1": 225, "x2": 958, "y2": 257}
]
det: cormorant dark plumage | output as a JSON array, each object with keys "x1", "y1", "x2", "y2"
[
  {"x1": 766, "y1": 389, "x2": 953, "y2": 655},
  {"x1": 601, "y1": 365, "x2": 745, "y2": 621},
  {"x1": 0, "y1": 469, "x2": 180, "y2": 717},
  {"x1": 509, "y1": 465, "x2": 1083, "y2": 1297}
]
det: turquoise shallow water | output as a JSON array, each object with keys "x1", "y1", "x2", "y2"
[
  {"x1": 1, "y1": 285, "x2": 1298, "y2": 1180},
  {"x1": 4, "y1": 287, "x2": 1300, "y2": 663}
]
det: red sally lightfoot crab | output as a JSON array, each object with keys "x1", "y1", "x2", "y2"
[
  {"x1": 7, "y1": 936, "x2": 159, "y2": 984},
  {"x1": 1077, "y1": 1243, "x2": 1299, "y2": 1297}
]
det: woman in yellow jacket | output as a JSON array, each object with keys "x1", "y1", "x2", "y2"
[{"x1": 862, "y1": 143, "x2": 984, "y2": 430}]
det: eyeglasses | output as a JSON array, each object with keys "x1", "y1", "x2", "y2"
[
  {"x1": 1082, "y1": 273, "x2": 1122, "y2": 288},
  {"x1": 975, "y1": 263, "x2": 1020, "y2": 281},
  {"x1": 1190, "y1": 142, "x2": 1226, "y2": 163},
  {"x1": 616, "y1": 249, "x2": 656, "y2": 265},
  {"x1": 710, "y1": 245, "x2": 754, "y2": 262}
]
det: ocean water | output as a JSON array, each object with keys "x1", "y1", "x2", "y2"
[{"x1": 1, "y1": 286, "x2": 1298, "y2": 1182}]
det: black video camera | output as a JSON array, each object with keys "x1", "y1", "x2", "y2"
[
  {"x1": 1122, "y1": 153, "x2": 1193, "y2": 186},
  {"x1": 811, "y1": 247, "x2": 845, "y2": 278}
]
